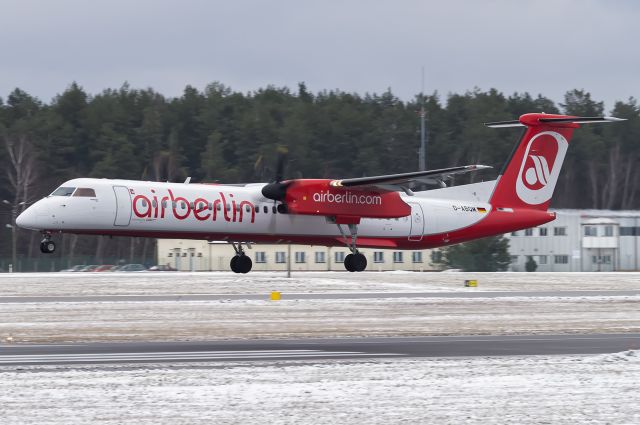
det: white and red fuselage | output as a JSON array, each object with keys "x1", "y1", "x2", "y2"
[
  {"x1": 16, "y1": 177, "x2": 553, "y2": 249},
  {"x1": 16, "y1": 113, "x2": 623, "y2": 263}
]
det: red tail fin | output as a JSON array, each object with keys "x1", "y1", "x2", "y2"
[{"x1": 487, "y1": 113, "x2": 624, "y2": 211}]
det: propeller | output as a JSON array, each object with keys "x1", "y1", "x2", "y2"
[
  {"x1": 261, "y1": 146, "x2": 290, "y2": 233},
  {"x1": 261, "y1": 146, "x2": 290, "y2": 202}
]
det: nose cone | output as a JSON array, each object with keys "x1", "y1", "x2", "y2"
[{"x1": 16, "y1": 206, "x2": 41, "y2": 230}]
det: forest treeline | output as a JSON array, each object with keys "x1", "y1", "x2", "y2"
[{"x1": 1, "y1": 82, "x2": 639, "y2": 266}]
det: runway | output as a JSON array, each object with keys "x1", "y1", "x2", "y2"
[
  {"x1": 1, "y1": 289, "x2": 639, "y2": 303},
  {"x1": 2, "y1": 333, "x2": 639, "y2": 366}
]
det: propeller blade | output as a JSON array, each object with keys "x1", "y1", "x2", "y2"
[{"x1": 274, "y1": 146, "x2": 289, "y2": 183}]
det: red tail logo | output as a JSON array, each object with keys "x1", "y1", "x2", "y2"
[{"x1": 515, "y1": 131, "x2": 568, "y2": 205}]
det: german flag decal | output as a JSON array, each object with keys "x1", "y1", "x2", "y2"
[{"x1": 476, "y1": 207, "x2": 487, "y2": 213}]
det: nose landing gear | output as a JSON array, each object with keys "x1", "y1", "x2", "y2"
[
  {"x1": 229, "y1": 242, "x2": 252, "y2": 274},
  {"x1": 40, "y1": 234, "x2": 55, "y2": 254}
]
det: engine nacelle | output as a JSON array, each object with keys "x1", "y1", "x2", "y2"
[{"x1": 283, "y1": 179, "x2": 410, "y2": 219}]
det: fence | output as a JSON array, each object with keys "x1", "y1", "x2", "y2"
[{"x1": 0, "y1": 256, "x2": 153, "y2": 273}]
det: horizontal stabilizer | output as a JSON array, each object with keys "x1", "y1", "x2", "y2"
[{"x1": 485, "y1": 116, "x2": 626, "y2": 128}]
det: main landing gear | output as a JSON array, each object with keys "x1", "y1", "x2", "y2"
[
  {"x1": 338, "y1": 223, "x2": 367, "y2": 272},
  {"x1": 40, "y1": 234, "x2": 56, "y2": 254},
  {"x1": 229, "y1": 242, "x2": 252, "y2": 274}
]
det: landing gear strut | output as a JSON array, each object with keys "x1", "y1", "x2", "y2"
[
  {"x1": 40, "y1": 234, "x2": 56, "y2": 254},
  {"x1": 337, "y1": 224, "x2": 367, "y2": 272},
  {"x1": 229, "y1": 242, "x2": 252, "y2": 274}
]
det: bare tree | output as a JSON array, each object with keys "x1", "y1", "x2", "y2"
[{"x1": 4, "y1": 133, "x2": 39, "y2": 269}]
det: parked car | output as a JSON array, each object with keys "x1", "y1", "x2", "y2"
[
  {"x1": 80, "y1": 265, "x2": 100, "y2": 272},
  {"x1": 115, "y1": 264, "x2": 147, "y2": 272},
  {"x1": 60, "y1": 265, "x2": 86, "y2": 272},
  {"x1": 93, "y1": 265, "x2": 115, "y2": 272},
  {"x1": 146, "y1": 264, "x2": 178, "y2": 272}
]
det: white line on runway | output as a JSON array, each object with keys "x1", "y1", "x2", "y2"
[{"x1": 0, "y1": 350, "x2": 401, "y2": 364}]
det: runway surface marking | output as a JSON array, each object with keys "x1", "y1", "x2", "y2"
[
  {"x1": 0, "y1": 350, "x2": 400, "y2": 365},
  {"x1": 2, "y1": 334, "x2": 639, "y2": 366},
  {"x1": 2, "y1": 290, "x2": 639, "y2": 303}
]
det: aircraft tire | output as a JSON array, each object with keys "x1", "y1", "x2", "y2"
[
  {"x1": 352, "y1": 253, "x2": 367, "y2": 272},
  {"x1": 237, "y1": 255, "x2": 252, "y2": 273},
  {"x1": 40, "y1": 241, "x2": 55, "y2": 254},
  {"x1": 230, "y1": 255, "x2": 240, "y2": 273},
  {"x1": 344, "y1": 254, "x2": 355, "y2": 272}
]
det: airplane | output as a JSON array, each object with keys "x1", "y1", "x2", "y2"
[{"x1": 16, "y1": 113, "x2": 624, "y2": 273}]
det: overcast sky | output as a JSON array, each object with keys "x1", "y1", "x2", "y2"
[{"x1": 0, "y1": 0, "x2": 637, "y2": 111}]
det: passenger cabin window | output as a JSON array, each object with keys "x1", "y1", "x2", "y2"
[
  {"x1": 51, "y1": 187, "x2": 76, "y2": 196},
  {"x1": 73, "y1": 188, "x2": 96, "y2": 197}
]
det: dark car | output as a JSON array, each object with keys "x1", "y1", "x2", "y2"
[{"x1": 115, "y1": 264, "x2": 147, "y2": 272}]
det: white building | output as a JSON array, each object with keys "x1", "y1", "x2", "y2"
[
  {"x1": 156, "y1": 239, "x2": 436, "y2": 272},
  {"x1": 507, "y1": 209, "x2": 640, "y2": 272}
]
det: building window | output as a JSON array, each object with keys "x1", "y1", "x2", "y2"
[
  {"x1": 510, "y1": 255, "x2": 518, "y2": 264},
  {"x1": 275, "y1": 252, "x2": 286, "y2": 263},
  {"x1": 315, "y1": 252, "x2": 326, "y2": 263},
  {"x1": 539, "y1": 227, "x2": 548, "y2": 236},
  {"x1": 412, "y1": 252, "x2": 423, "y2": 263},
  {"x1": 584, "y1": 226, "x2": 598, "y2": 237},
  {"x1": 620, "y1": 227, "x2": 637, "y2": 236},
  {"x1": 524, "y1": 228, "x2": 533, "y2": 236},
  {"x1": 554, "y1": 255, "x2": 569, "y2": 264},
  {"x1": 592, "y1": 255, "x2": 612, "y2": 265},
  {"x1": 538, "y1": 255, "x2": 547, "y2": 265},
  {"x1": 335, "y1": 252, "x2": 345, "y2": 263},
  {"x1": 295, "y1": 252, "x2": 306, "y2": 263},
  {"x1": 511, "y1": 231, "x2": 519, "y2": 236},
  {"x1": 554, "y1": 227, "x2": 567, "y2": 236},
  {"x1": 373, "y1": 252, "x2": 384, "y2": 263},
  {"x1": 604, "y1": 226, "x2": 614, "y2": 237},
  {"x1": 431, "y1": 251, "x2": 443, "y2": 263},
  {"x1": 255, "y1": 252, "x2": 266, "y2": 263},
  {"x1": 393, "y1": 252, "x2": 403, "y2": 263}
]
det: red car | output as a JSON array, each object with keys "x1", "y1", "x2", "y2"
[{"x1": 93, "y1": 265, "x2": 115, "y2": 272}]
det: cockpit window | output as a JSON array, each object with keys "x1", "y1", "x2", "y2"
[
  {"x1": 50, "y1": 187, "x2": 76, "y2": 196},
  {"x1": 73, "y1": 188, "x2": 97, "y2": 197}
]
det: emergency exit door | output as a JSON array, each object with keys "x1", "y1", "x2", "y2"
[{"x1": 408, "y1": 203, "x2": 424, "y2": 241}]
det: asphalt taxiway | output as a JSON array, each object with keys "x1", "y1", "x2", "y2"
[{"x1": 2, "y1": 333, "x2": 639, "y2": 366}]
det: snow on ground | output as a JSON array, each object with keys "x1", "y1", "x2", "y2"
[
  {"x1": 3, "y1": 295, "x2": 640, "y2": 343},
  {"x1": 2, "y1": 352, "x2": 640, "y2": 424},
  {"x1": 0, "y1": 271, "x2": 640, "y2": 297}
]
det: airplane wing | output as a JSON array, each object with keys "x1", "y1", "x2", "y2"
[{"x1": 329, "y1": 164, "x2": 492, "y2": 190}]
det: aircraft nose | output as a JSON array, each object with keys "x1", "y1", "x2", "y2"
[{"x1": 16, "y1": 206, "x2": 41, "y2": 230}]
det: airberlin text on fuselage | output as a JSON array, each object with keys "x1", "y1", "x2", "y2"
[{"x1": 131, "y1": 189, "x2": 256, "y2": 223}]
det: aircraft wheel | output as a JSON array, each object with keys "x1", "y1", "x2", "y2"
[
  {"x1": 237, "y1": 255, "x2": 252, "y2": 274},
  {"x1": 352, "y1": 253, "x2": 367, "y2": 272},
  {"x1": 230, "y1": 255, "x2": 240, "y2": 273},
  {"x1": 344, "y1": 254, "x2": 355, "y2": 272},
  {"x1": 40, "y1": 240, "x2": 56, "y2": 254}
]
